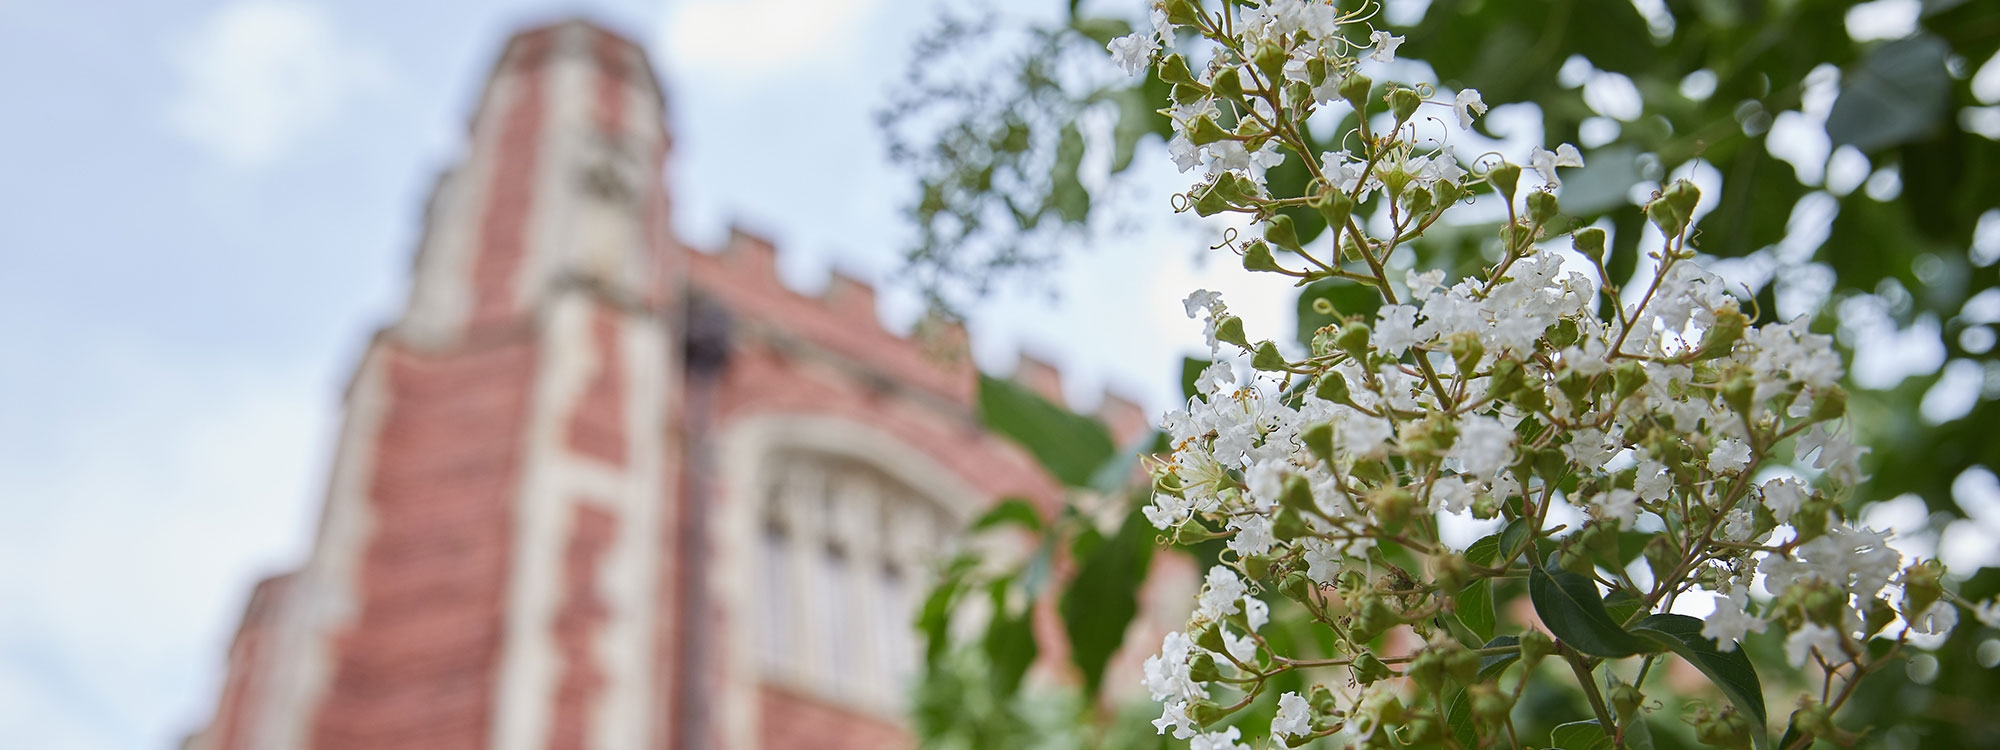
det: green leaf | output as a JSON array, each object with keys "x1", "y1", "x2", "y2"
[
  {"x1": 1499, "y1": 518, "x2": 1534, "y2": 567},
  {"x1": 1464, "y1": 532, "x2": 1503, "y2": 567},
  {"x1": 1630, "y1": 613, "x2": 1769, "y2": 749},
  {"x1": 917, "y1": 555, "x2": 975, "y2": 667},
  {"x1": 1827, "y1": 34, "x2": 1952, "y2": 153},
  {"x1": 977, "y1": 374, "x2": 1115, "y2": 487},
  {"x1": 1455, "y1": 579, "x2": 1496, "y2": 642},
  {"x1": 982, "y1": 579, "x2": 1038, "y2": 698},
  {"x1": 1603, "y1": 588, "x2": 1645, "y2": 625},
  {"x1": 1044, "y1": 123, "x2": 1090, "y2": 223},
  {"x1": 1180, "y1": 356, "x2": 1211, "y2": 401},
  {"x1": 969, "y1": 497, "x2": 1043, "y2": 533},
  {"x1": 1528, "y1": 565, "x2": 1654, "y2": 658},
  {"x1": 1551, "y1": 719, "x2": 1614, "y2": 750},
  {"x1": 1060, "y1": 505, "x2": 1156, "y2": 697}
]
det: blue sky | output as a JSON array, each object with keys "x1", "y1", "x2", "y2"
[{"x1": 0, "y1": 1, "x2": 1278, "y2": 745}]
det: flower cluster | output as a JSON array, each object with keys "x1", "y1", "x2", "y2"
[{"x1": 1110, "y1": 1, "x2": 1994, "y2": 748}]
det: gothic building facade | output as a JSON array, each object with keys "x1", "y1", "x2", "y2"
[{"x1": 189, "y1": 20, "x2": 1152, "y2": 750}]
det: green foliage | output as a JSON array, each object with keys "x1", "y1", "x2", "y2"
[
  {"x1": 1529, "y1": 564, "x2": 1656, "y2": 658},
  {"x1": 1631, "y1": 614, "x2": 1769, "y2": 745},
  {"x1": 976, "y1": 374, "x2": 1115, "y2": 488}
]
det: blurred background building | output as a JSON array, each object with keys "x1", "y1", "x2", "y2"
[{"x1": 186, "y1": 20, "x2": 1148, "y2": 750}]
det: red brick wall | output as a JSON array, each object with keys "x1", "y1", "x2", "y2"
[
  {"x1": 566, "y1": 305, "x2": 629, "y2": 466},
  {"x1": 549, "y1": 504, "x2": 618, "y2": 750},
  {"x1": 757, "y1": 685, "x2": 910, "y2": 750},
  {"x1": 309, "y1": 336, "x2": 537, "y2": 749}
]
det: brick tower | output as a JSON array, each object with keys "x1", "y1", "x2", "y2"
[{"x1": 190, "y1": 19, "x2": 1153, "y2": 750}]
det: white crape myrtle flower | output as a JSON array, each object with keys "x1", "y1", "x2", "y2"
[
  {"x1": 1972, "y1": 599, "x2": 2000, "y2": 629},
  {"x1": 1785, "y1": 623, "x2": 1845, "y2": 668},
  {"x1": 1432, "y1": 475, "x2": 1475, "y2": 513},
  {"x1": 1374, "y1": 304, "x2": 1422, "y2": 356},
  {"x1": 1529, "y1": 143, "x2": 1585, "y2": 187},
  {"x1": 1453, "y1": 88, "x2": 1488, "y2": 129},
  {"x1": 1709, "y1": 438, "x2": 1752, "y2": 474},
  {"x1": 1762, "y1": 477, "x2": 1809, "y2": 523},
  {"x1": 1102, "y1": 11, "x2": 1945, "y2": 748},
  {"x1": 1594, "y1": 487, "x2": 1641, "y2": 529},
  {"x1": 1143, "y1": 631, "x2": 1205, "y2": 703},
  {"x1": 1452, "y1": 415, "x2": 1516, "y2": 478},
  {"x1": 1198, "y1": 565, "x2": 1249, "y2": 622},
  {"x1": 1169, "y1": 134, "x2": 1201, "y2": 172},
  {"x1": 1154, "y1": 699, "x2": 1198, "y2": 740},
  {"x1": 1227, "y1": 513, "x2": 1277, "y2": 557},
  {"x1": 1907, "y1": 601, "x2": 1958, "y2": 638},
  {"x1": 1272, "y1": 691, "x2": 1312, "y2": 738},
  {"x1": 1701, "y1": 589, "x2": 1767, "y2": 651},
  {"x1": 1189, "y1": 726, "x2": 1251, "y2": 750},
  {"x1": 1367, "y1": 30, "x2": 1404, "y2": 62},
  {"x1": 1108, "y1": 31, "x2": 1159, "y2": 76}
]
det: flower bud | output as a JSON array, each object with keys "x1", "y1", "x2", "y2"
[
  {"x1": 1611, "y1": 683, "x2": 1643, "y2": 723},
  {"x1": 1242, "y1": 240, "x2": 1282, "y2": 273},
  {"x1": 1902, "y1": 560, "x2": 1946, "y2": 619},
  {"x1": 1315, "y1": 186, "x2": 1355, "y2": 230},
  {"x1": 1350, "y1": 652, "x2": 1393, "y2": 684},
  {"x1": 1351, "y1": 594, "x2": 1400, "y2": 642},
  {"x1": 1648, "y1": 191, "x2": 1696, "y2": 241},
  {"x1": 1369, "y1": 487, "x2": 1417, "y2": 533},
  {"x1": 1339, "y1": 73, "x2": 1373, "y2": 114},
  {"x1": 1448, "y1": 332, "x2": 1484, "y2": 374},
  {"x1": 1274, "y1": 508, "x2": 1311, "y2": 541},
  {"x1": 1572, "y1": 226, "x2": 1608, "y2": 263},
  {"x1": 1245, "y1": 553, "x2": 1273, "y2": 580},
  {"x1": 1409, "y1": 648, "x2": 1447, "y2": 692},
  {"x1": 1171, "y1": 82, "x2": 1207, "y2": 104},
  {"x1": 1664, "y1": 179, "x2": 1702, "y2": 226},
  {"x1": 1192, "y1": 178, "x2": 1230, "y2": 217},
  {"x1": 1864, "y1": 596, "x2": 1896, "y2": 637},
  {"x1": 1215, "y1": 315, "x2": 1249, "y2": 349},
  {"x1": 1526, "y1": 190, "x2": 1560, "y2": 225},
  {"x1": 1303, "y1": 420, "x2": 1336, "y2": 463},
  {"x1": 1406, "y1": 184, "x2": 1436, "y2": 216},
  {"x1": 1336, "y1": 323, "x2": 1372, "y2": 362},
  {"x1": 1282, "y1": 570, "x2": 1315, "y2": 603},
  {"x1": 1282, "y1": 473, "x2": 1317, "y2": 513},
  {"x1": 1403, "y1": 716, "x2": 1442, "y2": 746},
  {"x1": 1613, "y1": 361, "x2": 1649, "y2": 401},
  {"x1": 1211, "y1": 67, "x2": 1244, "y2": 100},
  {"x1": 1721, "y1": 368, "x2": 1757, "y2": 417},
  {"x1": 1253, "y1": 340, "x2": 1288, "y2": 371},
  {"x1": 1254, "y1": 40, "x2": 1287, "y2": 80},
  {"x1": 1469, "y1": 682, "x2": 1513, "y2": 724},
  {"x1": 1488, "y1": 358, "x2": 1524, "y2": 398},
  {"x1": 1266, "y1": 213, "x2": 1302, "y2": 251},
  {"x1": 1159, "y1": 54, "x2": 1199, "y2": 86},
  {"x1": 1519, "y1": 630, "x2": 1555, "y2": 666},
  {"x1": 1191, "y1": 115, "x2": 1232, "y2": 147},
  {"x1": 1189, "y1": 651, "x2": 1222, "y2": 681},
  {"x1": 1163, "y1": 0, "x2": 1201, "y2": 26},
  {"x1": 1696, "y1": 305, "x2": 1748, "y2": 361},
  {"x1": 1388, "y1": 86, "x2": 1422, "y2": 125},
  {"x1": 1190, "y1": 698, "x2": 1231, "y2": 726},
  {"x1": 1793, "y1": 697, "x2": 1834, "y2": 737},
  {"x1": 1196, "y1": 623, "x2": 1226, "y2": 653},
  {"x1": 1434, "y1": 553, "x2": 1470, "y2": 593},
  {"x1": 1488, "y1": 163, "x2": 1522, "y2": 203},
  {"x1": 1809, "y1": 385, "x2": 1847, "y2": 423}
]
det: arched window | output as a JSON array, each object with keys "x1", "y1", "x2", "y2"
[{"x1": 753, "y1": 449, "x2": 955, "y2": 711}]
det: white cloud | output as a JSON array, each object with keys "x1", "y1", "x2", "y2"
[
  {"x1": 167, "y1": 1, "x2": 386, "y2": 168},
  {"x1": 659, "y1": 0, "x2": 881, "y2": 80}
]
